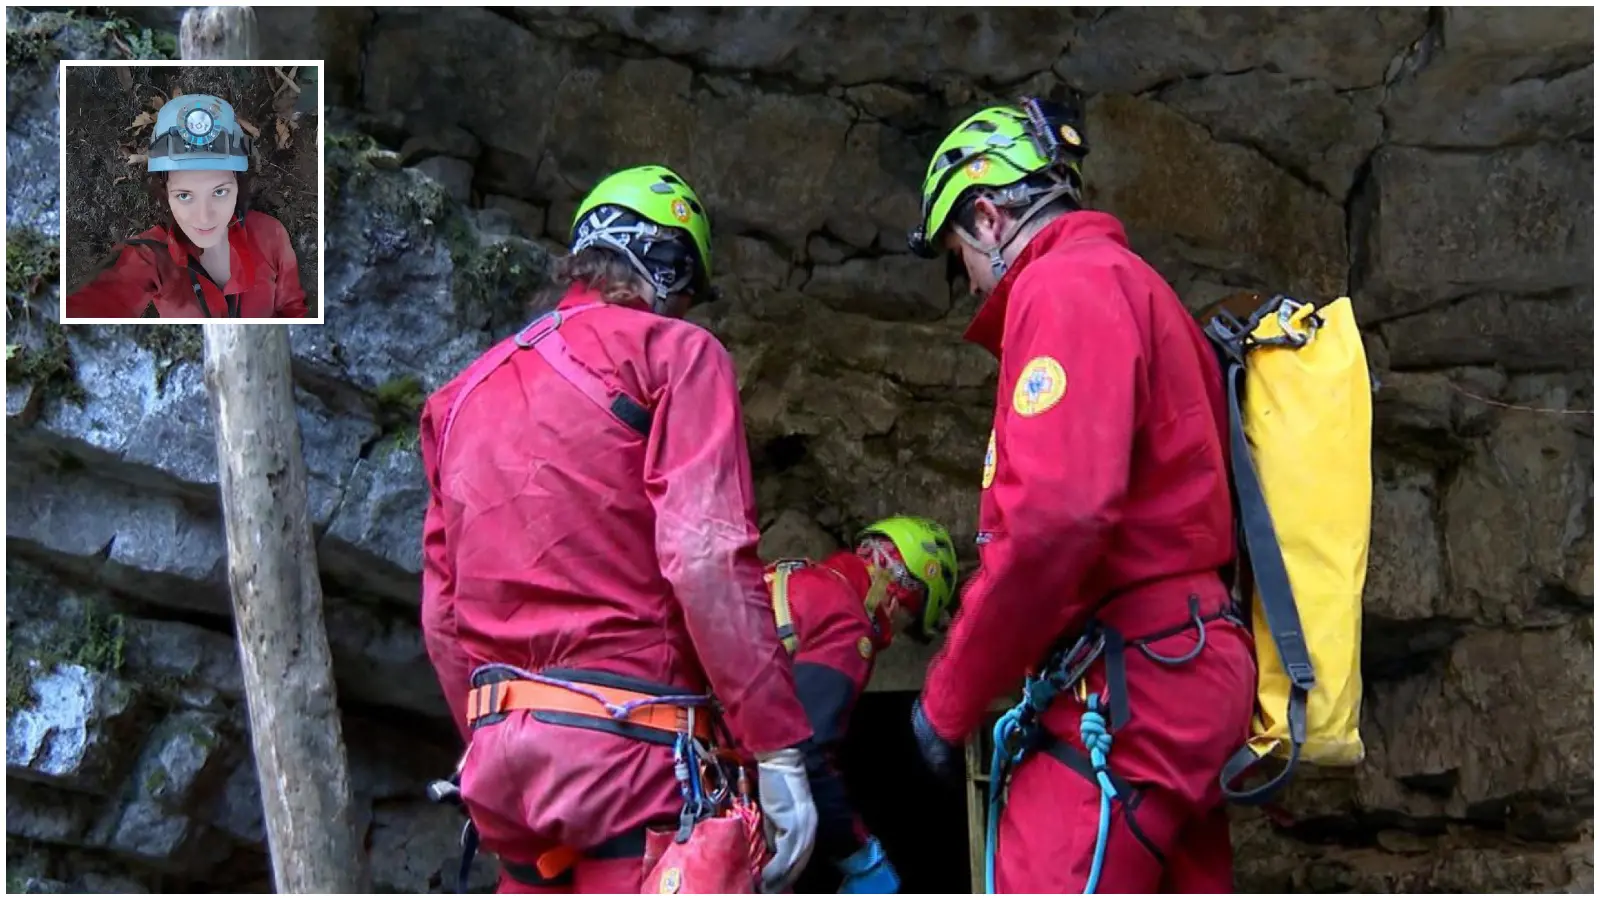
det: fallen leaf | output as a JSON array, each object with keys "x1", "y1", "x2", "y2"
[
  {"x1": 171, "y1": 86, "x2": 184, "y2": 98},
  {"x1": 127, "y1": 111, "x2": 156, "y2": 131},
  {"x1": 146, "y1": 92, "x2": 165, "y2": 110},
  {"x1": 275, "y1": 117, "x2": 292, "y2": 150},
  {"x1": 115, "y1": 67, "x2": 133, "y2": 93},
  {"x1": 112, "y1": 173, "x2": 131, "y2": 186},
  {"x1": 237, "y1": 116, "x2": 260, "y2": 138},
  {"x1": 125, "y1": 153, "x2": 148, "y2": 166}
]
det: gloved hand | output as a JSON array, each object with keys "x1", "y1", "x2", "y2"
[
  {"x1": 756, "y1": 747, "x2": 818, "y2": 893},
  {"x1": 837, "y1": 835, "x2": 900, "y2": 893},
  {"x1": 911, "y1": 696, "x2": 963, "y2": 783}
]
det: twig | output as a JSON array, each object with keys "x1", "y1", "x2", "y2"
[
  {"x1": 272, "y1": 66, "x2": 301, "y2": 96},
  {"x1": 1449, "y1": 382, "x2": 1593, "y2": 416}
]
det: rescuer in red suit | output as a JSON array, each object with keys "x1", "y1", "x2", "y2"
[{"x1": 903, "y1": 98, "x2": 1258, "y2": 892}]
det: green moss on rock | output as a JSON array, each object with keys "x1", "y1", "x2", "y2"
[
  {"x1": 128, "y1": 324, "x2": 204, "y2": 391},
  {"x1": 5, "y1": 229, "x2": 84, "y2": 405},
  {"x1": 5, "y1": 603, "x2": 127, "y2": 716}
]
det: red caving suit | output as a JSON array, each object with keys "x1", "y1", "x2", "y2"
[
  {"x1": 768, "y1": 551, "x2": 889, "y2": 884},
  {"x1": 65, "y1": 210, "x2": 307, "y2": 318},
  {"x1": 921, "y1": 212, "x2": 1259, "y2": 892},
  {"x1": 419, "y1": 286, "x2": 813, "y2": 893}
]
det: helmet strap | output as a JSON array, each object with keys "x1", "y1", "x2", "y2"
[
  {"x1": 572, "y1": 208, "x2": 692, "y2": 313},
  {"x1": 952, "y1": 173, "x2": 1081, "y2": 281}
]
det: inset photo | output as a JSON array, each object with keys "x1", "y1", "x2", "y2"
[{"x1": 59, "y1": 61, "x2": 323, "y2": 324}]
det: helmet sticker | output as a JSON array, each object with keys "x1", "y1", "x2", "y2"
[
  {"x1": 923, "y1": 560, "x2": 940, "y2": 581},
  {"x1": 670, "y1": 198, "x2": 691, "y2": 223},
  {"x1": 1012, "y1": 356, "x2": 1067, "y2": 417},
  {"x1": 1060, "y1": 123, "x2": 1083, "y2": 147},
  {"x1": 982, "y1": 429, "x2": 997, "y2": 490},
  {"x1": 965, "y1": 157, "x2": 990, "y2": 179}
]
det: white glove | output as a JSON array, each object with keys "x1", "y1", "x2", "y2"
[{"x1": 756, "y1": 747, "x2": 818, "y2": 893}]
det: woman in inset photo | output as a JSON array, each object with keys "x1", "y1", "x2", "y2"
[{"x1": 66, "y1": 89, "x2": 310, "y2": 319}]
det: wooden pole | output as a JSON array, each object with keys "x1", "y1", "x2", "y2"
[{"x1": 183, "y1": 7, "x2": 369, "y2": 892}]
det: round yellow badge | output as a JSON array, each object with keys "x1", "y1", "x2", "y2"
[
  {"x1": 670, "y1": 198, "x2": 691, "y2": 223},
  {"x1": 1060, "y1": 123, "x2": 1083, "y2": 147},
  {"x1": 981, "y1": 430, "x2": 996, "y2": 489},
  {"x1": 1012, "y1": 357, "x2": 1067, "y2": 417},
  {"x1": 857, "y1": 636, "x2": 874, "y2": 659},
  {"x1": 659, "y1": 867, "x2": 681, "y2": 894},
  {"x1": 966, "y1": 157, "x2": 990, "y2": 179}
]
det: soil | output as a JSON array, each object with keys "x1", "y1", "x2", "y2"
[{"x1": 61, "y1": 64, "x2": 320, "y2": 316}]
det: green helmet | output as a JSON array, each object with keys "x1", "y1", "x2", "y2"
[
  {"x1": 570, "y1": 164, "x2": 714, "y2": 304},
  {"x1": 906, "y1": 97, "x2": 1089, "y2": 260},
  {"x1": 858, "y1": 516, "x2": 960, "y2": 639}
]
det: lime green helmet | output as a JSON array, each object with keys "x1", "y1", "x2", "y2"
[
  {"x1": 858, "y1": 516, "x2": 960, "y2": 640},
  {"x1": 906, "y1": 97, "x2": 1089, "y2": 262},
  {"x1": 570, "y1": 164, "x2": 714, "y2": 308}
]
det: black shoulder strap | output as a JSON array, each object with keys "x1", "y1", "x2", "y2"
[{"x1": 1217, "y1": 357, "x2": 1315, "y2": 805}]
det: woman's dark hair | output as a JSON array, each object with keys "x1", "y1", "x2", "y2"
[{"x1": 529, "y1": 246, "x2": 650, "y2": 314}]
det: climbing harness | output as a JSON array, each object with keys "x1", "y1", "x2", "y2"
[
  {"x1": 426, "y1": 664, "x2": 731, "y2": 892},
  {"x1": 437, "y1": 301, "x2": 654, "y2": 460},
  {"x1": 982, "y1": 596, "x2": 1240, "y2": 894}
]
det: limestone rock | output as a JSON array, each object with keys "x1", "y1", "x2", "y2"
[
  {"x1": 369, "y1": 802, "x2": 497, "y2": 893},
  {"x1": 6, "y1": 665, "x2": 148, "y2": 796},
  {"x1": 483, "y1": 195, "x2": 547, "y2": 240},
  {"x1": 1086, "y1": 93, "x2": 1347, "y2": 309},
  {"x1": 1159, "y1": 72, "x2": 1384, "y2": 198},
  {"x1": 1442, "y1": 397, "x2": 1593, "y2": 626},
  {"x1": 1357, "y1": 144, "x2": 1594, "y2": 322},
  {"x1": 545, "y1": 8, "x2": 1081, "y2": 86},
  {"x1": 411, "y1": 156, "x2": 475, "y2": 205},
  {"x1": 1380, "y1": 290, "x2": 1593, "y2": 374},
  {"x1": 1384, "y1": 8, "x2": 1594, "y2": 147},
  {"x1": 1358, "y1": 625, "x2": 1592, "y2": 836},
  {"x1": 1056, "y1": 7, "x2": 1428, "y2": 94},
  {"x1": 399, "y1": 126, "x2": 482, "y2": 165},
  {"x1": 802, "y1": 255, "x2": 951, "y2": 322},
  {"x1": 1363, "y1": 464, "x2": 1444, "y2": 624},
  {"x1": 759, "y1": 510, "x2": 840, "y2": 562},
  {"x1": 362, "y1": 8, "x2": 568, "y2": 165},
  {"x1": 322, "y1": 438, "x2": 429, "y2": 604}
]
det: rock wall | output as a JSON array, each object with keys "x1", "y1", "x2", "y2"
[{"x1": 6, "y1": 6, "x2": 1593, "y2": 893}]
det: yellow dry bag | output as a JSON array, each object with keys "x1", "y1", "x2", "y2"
[{"x1": 1202, "y1": 294, "x2": 1375, "y2": 805}]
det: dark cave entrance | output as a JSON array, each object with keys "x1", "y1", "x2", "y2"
[{"x1": 796, "y1": 690, "x2": 974, "y2": 894}]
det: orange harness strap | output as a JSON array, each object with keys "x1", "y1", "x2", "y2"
[{"x1": 465, "y1": 678, "x2": 715, "y2": 742}]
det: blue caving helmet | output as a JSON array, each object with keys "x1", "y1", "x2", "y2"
[{"x1": 148, "y1": 93, "x2": 251, "y2": 173}]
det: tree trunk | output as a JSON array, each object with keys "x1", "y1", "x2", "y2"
[
  {"x1": 201, "y1": 324, "x2": 369, "y2": 894},
  {"x1": 185, "y1": 6, "x2": 369, "y2": 892},
  {"x1": 179, "y1": 5, "x2": 260, "y2": 59}
]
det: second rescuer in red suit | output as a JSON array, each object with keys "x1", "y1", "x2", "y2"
[
  {"x1": 767, "y1": 516, "x2": 957, "y2": 893},
  {"x1": 906, "y1": 100, "x2": 1258, "y2": 893},
  {"x1": 419, "y1": 166, "x2": 816, "y2": 894}
]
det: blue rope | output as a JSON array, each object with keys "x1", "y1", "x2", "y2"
[
  {"x1": 984, "y1": 683, "x2": 1117, "y2": 894},
  {"x1": 1080, "y1": 695, "x2": 1116, "y2": 895}
]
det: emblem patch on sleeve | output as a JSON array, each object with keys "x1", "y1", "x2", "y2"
[
  {"x1": 857, "y1": 636, "x2": 874, "y2": 659},
  {"x1": 981, "y1": 429, "x2": 997, "y2": 489},
  {"x1": 1012, "y1": 356, "x2": 1067, "y2": 417}
]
